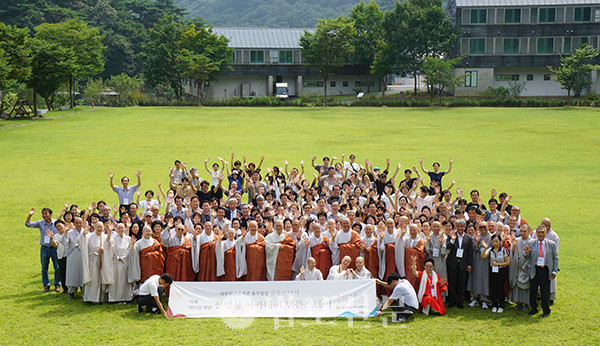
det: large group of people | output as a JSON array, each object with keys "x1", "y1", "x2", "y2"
[{"x1": 25, "y1": 153, "x2": 559, "y2": 320}]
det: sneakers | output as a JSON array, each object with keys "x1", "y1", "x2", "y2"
[
  {"x1": 55, "y1": 285, "x2": 61, "y2": 292},
  {"x1": 497, "y1": 307, "x2": 504, "y2": 313},
  {"x1": 43, "y1": 286, "x2": 50, "y2": 293},
  {"x1": 481, "y1": 302, "x2": 489, "y2": 309},
  {"x1": 393, "y1": 316, "x2": 407, "y2": 322},
  {"x1": 138, "y1": 304, "x2": 144, "y2": 313},
  {"x1": 468, "y1": 300, "x2": 479, "y2": 307},
  {"x1": 521, "y1": 305, "x2": 529, "y2": 312},
  {"x1": 491, "y1": 307, "x2": 497, "y2": 313},
  {"x1": 67, "y1": 293, "x2": 74, "y2": 300}
]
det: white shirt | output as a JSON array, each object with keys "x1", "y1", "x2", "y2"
[
  {"x1": 138, "y1": 274, "x2": 161, "y2": 296},
  {"x1": 389, "y1": 279, "x2": 418, "y2": 309}
]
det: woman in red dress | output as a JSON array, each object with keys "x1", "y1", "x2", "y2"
[{"x1": 412, "y1": 257, "x2": 448, "y2": 315}]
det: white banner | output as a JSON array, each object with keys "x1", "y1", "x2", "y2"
[{"x1": 167, "y1": 279, "x2": 378, "y2": 318}]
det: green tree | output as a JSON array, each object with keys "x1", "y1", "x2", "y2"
[
  {"x1": 27, "y1": 39, "x2": 73, "y2": 111},
  {"x1": 0, "y1": 23, "x2": 32, "y2": 110},
  {"x1": 350, "y1": 1, "x2": 384, "y2": 93},
  {"x1": 83, "y1": 77, "x2": 105, "y2": 106},
  {"x1": 422, "y1": 56, "x2": 463, "y2": 105},
  {"x1": 300, "y1": 16, "x2": 356, "y2": 106},
  {"x1": 107, "y1": 73, "x2": 144, "y2": 106},
  {"x1": 548, "y1": 45, "x2": 600, "y2": 98},
  {"x1": 380, "y1": 0, "x2": 455, "y2": 95},
  {"x1": 142, "y1": 14, "x2": 185, "y2": 101},
  {"x1": 177, "y1": 25, "x2": 232, "y2": 105},
  {"x1": 35, "y1": 20, "x2": 105, "y2": 108}
]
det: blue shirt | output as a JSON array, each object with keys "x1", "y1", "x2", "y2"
[
  {"x1": 113, "y1": 185, "x2": 138, "y2": 205},
  {"x1": 25, "y1": 219, "x2": 57, "y2": 246}
]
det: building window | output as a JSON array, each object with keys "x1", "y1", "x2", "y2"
[
  {"x1": 574, "y1": 7, "x2": 592, "y2": 22},
  {"x1": 580, "y1": 37, "x2": 590, "y2": 46},
  {"x1": 343, "y1": 81, "x2": 349, "y2": 87},
  {"x1": 563, "y1": 38, "x2": 571, "y2": 54},
  {"x1": 543, "y1": 74, "x2": 551, "y2": 81},
  {"x1": 330, "y1": 81, "x2": 336, "y2": 87},
  {"x1": 503, "y1": 38, "x2": 520, "y2": 54},
  {"x1": 250, "y1": 50, "x2": 264, "y2": 64},
  {"x1": 303, "y1": 81, "x2": 323, "y2": 87},
  {"x1": 537, "y1": 38, "x2": 554, "y2": 54},
  {"x1": 539, "y1": 8, "x2": 556, "y2": 23},
  {"x1": 470, "y1": 9, "x2": 487, "y2": 24},
  {"x1": 495, "y1": 74, "x2": 519, "y2": 81},
  {"x1": 527, "y1": 74, "x2": 534, "y2": 81},
  {"x1": 229, "y1": 51, "x2": 235, "y2": 63},
  {"x1": 355, "y1": 81, "x2": 362, "y2": 87},
  {"x1": 465, "y1": 71, "x2": 478, "y2": 87},
  {"x1": 504, "y1": 9, "x2": 521, "y2": 23},
  {"x1": 595, "y1": 9, "x2": 600, "y2": 22},
  {"x1": 469, "y1": 38, "x2": 486, "y2": 55},
  {"x1": 270, "y1": 50, "x2": 279, "y2": 63},
  {"x1": 279, "y1": 51, "x2": 293, "y2": 64}
]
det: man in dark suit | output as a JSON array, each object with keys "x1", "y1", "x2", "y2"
[
  {"x1": 525, "y1": 224, "x2": 559, "y2": 317},
  {"x1": 445, "y1": 219, "x2": 473, "y2": 308}
]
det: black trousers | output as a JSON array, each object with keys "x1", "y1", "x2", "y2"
[
  {"x1": 489, "y1": 267, "x2": 508, "y2": 308},
  {"x1": 136, "y1": 289, "x2": 163, "y2": 313},
  {"x1": 389, "y1": 301, "x2": 417, "y2": 320},
  {"x1": 530, "y1": 266, "x2": 551, "y2": 315},
  {"x1": 58, "y1": 257, "x2": 67, "y2": 291},
  {"x1": 447, "y1": 266, "x2": 468, "y2": 306}
]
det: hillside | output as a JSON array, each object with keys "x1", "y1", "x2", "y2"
[{"x1": 175, "y1": 0, "x2": 398, "y2": 27}]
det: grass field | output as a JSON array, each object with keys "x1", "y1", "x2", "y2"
[{"x1": 0, "y1": 106, "x2": 599, "y2": 345}]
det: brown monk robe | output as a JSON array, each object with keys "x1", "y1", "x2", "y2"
[
  {"x1": 235, "y1": 221, "x2": 266, "y2": 281},
  {"x1": 400, "y1": 224, "x2": 426, "y2": 291},
  {"x1": 330, "y1": 219, "x2": 362, "y2": 270},
  {"x1": 308, "y1": 223, "x2": 332, "y2": 279},
  {"x1": 130, "y1": 225, "x2": 165, "y2": 283},
  {"x1": 163, "y1": 225, "x2": 196, "y2": 282},
  {"x1": 216, "y1": 228, "x2": 238, "y2": 281},
  {"x1": 376, "y1": 222, "x2": 400, "y2": 297},
  {"x1": 265, "y1": 220, "x2": 296, "y2": 281},
  {"x1": 194, "y1": 222, "x2": 219, "y2": 281}
]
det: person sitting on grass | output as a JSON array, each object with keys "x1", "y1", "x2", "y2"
[
  {"x1": 376, "y1": 272, "x2": 419, "y2": 322},
  {"x1": 136, "y1": 273, "x2": 173, "y2": 318},
  {"x1": 411, "y1": 258, "x2": 448, "y2": 315}
]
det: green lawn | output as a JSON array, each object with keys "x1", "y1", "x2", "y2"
[{"x1": 1, "y1": 106, "x2": 599, "y2": 344}]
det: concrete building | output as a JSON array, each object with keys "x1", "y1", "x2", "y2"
[
  {"x1": 447, "y1": 0, "x2": 600, "y2": 96},
  {"x1": 184, "y1": 27, "x2": 381, "y2": 100}
]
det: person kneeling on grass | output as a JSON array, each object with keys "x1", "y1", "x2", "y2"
[
  {"x1": 136, "y1": 273, "x2": 173, "y2": 318},
  {"x1": 376, "y1": 273, "x2": 419, "y2": 322}
]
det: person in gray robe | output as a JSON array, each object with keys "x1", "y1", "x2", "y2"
[
  {"x1": 58, "y1": 217, "x2": 85, "y2": 299},
  {"x1": 78, "y1": 221, "x2": 113, "y2": 303},
  {"x1": 106, "y1": 223, "x2": 134, "y2": 303},
  {"x1": 509, "y1": 224, "x2": 532, "y2": 311},
  {"x1": 467, "y1": 222, "x2": 491, "y2": 309}
]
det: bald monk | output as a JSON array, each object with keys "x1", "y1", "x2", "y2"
[
  {"x1": 289, "y1": 219, "x2": 308, "y2": 279},
  {"x1": 295, "y1": 257, "x2": 323, "y2": 281},
  {"x1": 216, "y1": 228, "x2": 238, "y2": 281},
  {"x1": 130, "y1": 225, "x2": 165, "y2": 283},
  {"x1": 307, "y1": 222, "x2": 332, "y2": 279},
  {"x1": 378, "y1": 219, "x2": 401, "y2": 283},
  {"x1": 193, "y1": 222, "x2": 219, "y2": 281},
  {"x1": 327, "y1": 255, "x2": 353, "y2": 280},
  {"x1": 329, "y1": 218, "x2": 361, "y2": 269},
  {"x1": 265, "y1": 220, "x2": 296, "y2": 281},
  {"x1": 361, "y1": 224, "x2": 379, "y2": 281},
  {"x1": 350, "y1": 256, "x2": 373, "y2": 279},
  {"x1": 397, "y1": 223, "x2": 426, "y2": 291},
  {"x1": 235, "y1": 221, "x2": 266, "y2": 281},
  {"x1": 161, "y1": 224, "x2": 195, "y2": 282},
  {"x1": 79, "y1": 221, "x2": 112, "y2": 303}
]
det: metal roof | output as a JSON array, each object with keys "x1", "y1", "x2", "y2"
[
  {"x1": 456, "y1": 0, "x2": 599, "y2": 6},
  {"x1": 212, "y1": 28, "x2": 315, "y2": 49}
]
